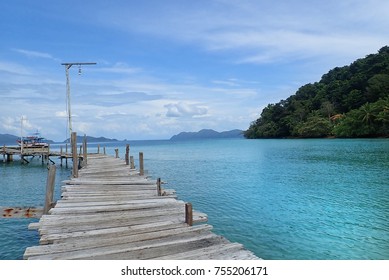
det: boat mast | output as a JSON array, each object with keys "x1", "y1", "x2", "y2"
[{"x1": 20, "y1": 116, "x2": 24, "y2": 154}]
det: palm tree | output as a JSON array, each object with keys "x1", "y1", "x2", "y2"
[{"x1": 360, "y1": 103, "x2": 375, "y2": 125}]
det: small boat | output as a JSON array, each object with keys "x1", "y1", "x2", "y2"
[{"x1": 17, "y1": 132, "x2": 49, "y2": 148}]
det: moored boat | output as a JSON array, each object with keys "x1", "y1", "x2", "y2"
[{"x1": 17, "y1": 132, "x2": 49, "y2": 148}]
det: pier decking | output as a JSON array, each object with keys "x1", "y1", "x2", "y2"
[{"x1": 24, "y1": 153, "x2": 259, "y2": 260}]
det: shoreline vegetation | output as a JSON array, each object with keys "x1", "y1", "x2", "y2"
[{"x1": 245, "y1": 46, "x2": 389, "y2": 139}]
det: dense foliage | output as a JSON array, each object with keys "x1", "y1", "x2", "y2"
[{"x1": 245, "y1": 46, "x2": 389, "y2": 138}]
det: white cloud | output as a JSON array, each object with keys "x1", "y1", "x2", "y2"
[
  {"x1": 97, "y1": 62, "x2": 141, "y2": 75},
  {"x1": 165, "y1": 102, "x2": 208, "y2": 118},
  {"x1": 96, "y1": 0, "x2": 389, "y2": 65},
  {"x1": 0, "y1": 61, "x2": 32, "y2": 75},
  {"x1": 12, "y1": 48, "x2": 59, "y2": 61}
]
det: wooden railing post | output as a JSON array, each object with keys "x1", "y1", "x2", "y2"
[
  {"x1": 130, "y1": 156, "x2": 135, "y2": 169},
  {"x1": 125, "y1": 144, "x2": 130, "y2": 165},
  {"x1": 97, "y1": 144, "x2": 100, "y2": 154},
  {"x1": 65, "y1": 143, "x2": 68, "y2": 167},
  {"x1": 115, "y1": 148, "x2": 119, "y2": 158},
  {"x1": 71, "y1": 132, "x2": 78, "y2": 178},
  {"x1": 185, "y1": 203, "x2": 193, "y2": 226},
  {"x1": 139, "y1": 152, "x2": 144, "y2": 176},
  {"x1": 83, "y1": 134, "x2": 87, "y2": 166},
  {"x1": 43, "y1": 165, "x2": 56, "y2": 215},
  {"x1": 157, "y1": 178, "x2": 162, "y2": 196}
]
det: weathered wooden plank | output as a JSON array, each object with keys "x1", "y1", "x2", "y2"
[
  {"x1": 86, "y1": 235, "x2": 228, "y2": 260},
  {"x1": 59, "y1": 194, "x2": 177, "y2": 202},
  {"x1": 55, "y1": 197, "x2": 177, "y2": 208},
  {"x1": 61, "y1": 190, "x2": 159, "y2": 198},
  {"x1": 38, "y1": 214, "x2": 186, "y2": 235},
  {"x1": 24, "y1": 224, "x2": 213, "y2": 258},
  {"x1": 40, "y1": 221, "x2": 188, "y2": 245},
  {"x1": 26, "y1": 232, "x2": 220, "y2": 260},
  {"x1": 156, "y1": 242, "x2": 244, "y2": 259},
  {"x1": 63, "y1": 180, "x2": 155, "y2": 185},
  {"x1": 28, "y1": 222, "x2": 40, "y2": 230},
  {"x1": 62, "y1": 185, "x2": 157, "y2": 191}
]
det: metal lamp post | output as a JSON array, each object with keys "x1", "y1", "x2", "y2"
[{"x1": 61, "y1": 62, "x2": 96, "y2": 141}]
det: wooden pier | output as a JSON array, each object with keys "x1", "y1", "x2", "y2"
[
  {"x1": 1, "y1": 145, "x2": 60, "y2": 164},
  {"x1": 23, "y1": 153, "x2": 259, "y2": 260}
]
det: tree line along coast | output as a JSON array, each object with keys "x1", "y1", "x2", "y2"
[{"x1": 245, "y1": 46, "x2": 389, "y2": 139}]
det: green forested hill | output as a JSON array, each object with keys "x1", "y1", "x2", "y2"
[{"x1": 245, "y1": 46, "x2": 389, "y2": 138}]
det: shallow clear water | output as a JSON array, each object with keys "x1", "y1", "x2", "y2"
[{"x1": 1, "y1": 139, "x2": 388, "y2": 259}]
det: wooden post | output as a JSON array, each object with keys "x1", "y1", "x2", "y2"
[
  {"x1": 97, "y1": 144, "x2": 100, "y2": 154},
  {"x1": 71, "y1": 132, "x2": 78, "y2": 178},
  {"x1": 125, "y1": 144, "x2": 130, "y2": 165},
  {"x1": 103, "y1": 147, "x2": 106, "y2": 155},
  {"x1": 60, "y1": 146, "x2": 63, "y2": 166},
  {"x1": 115, "y1": 148, "x2": 119, "y2": 158},
  {"x1": 185, "y1": 203, "x2": 193, "y2": 226},
  {"x1": 83, "y1": 134, "x2": 87, "y2": 166},
  {"x1": 43, "y1": 165, "x2": 56, "y2": 215},
  {"x1": 2, "y1": 145, "x2": 5, "y2": 163},
  {"x1": 157, "y1": 177, "x2": 162, "y2": 196},
  {"x1": 65, "y1": 143, "x2": 68, "y2": 167},
  {"x1": 130, "y1": 156, "x2": 135, "y2": 169},
  {"x1": 139, "y1": 152, "x2": 144, "y2": 176}
]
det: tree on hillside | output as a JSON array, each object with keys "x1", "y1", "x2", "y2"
[{"x1": 245, "y1": 46, "x2": 389, "y2": 138}]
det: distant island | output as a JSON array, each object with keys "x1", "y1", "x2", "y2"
[
  {"x1": 63, "y1": 135, "x2": 119, "y2": 143},
  {"x1": 0, "y1": 134, "x2": 119, "y2": 145},
  {"x1": 0, "y1": 134, "x2": 20, "y2": 145},
  {"x1": 170, "y1": 129, "x2": 244, "y2": 141},
  {"x1": 245, "y1": 46, "x2": 389, "y2": 138}
]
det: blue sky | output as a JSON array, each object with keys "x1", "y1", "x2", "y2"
[{"x1": 1, "y1": 0, "x2": 388, "y2": 141}]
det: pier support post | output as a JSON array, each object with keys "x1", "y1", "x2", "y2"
[
  {"x1": 130, "y1": 156, "x2": 135, "y2": 169},
  {"x1": 60, "y1": 146, "x2": 63, "y2": 166},
  {"x1": 97, "y1": 144, "x2": 100, "y2": 154},
  {"x1": 103, "y1": 147, "x2": 106, "y2": 155},
  {"x1": 115, "y1": 148, "x2": 119, "y2": 158},
  {"x1": 65, "y1": 144, "x2": 68, "y2": 167},
  {"x1": 185, "y1": 203, "x2": 193, "y2": 226},
  {"x1": 43, "y1": 165, "x2": 56, "y2": 215},
  {"x1": 82, "y1": 134, "x2": 87, "y2": 167},
  {"x1": 139, "y1": 152, "x2": 144, "y2": 176},
  {"x1": 125, "y1": 144, "x2": 130, "y2": 165},
  {"x1": 71, "y1": 132, "x2": 78, "y2": 178},
  {"x1": 157, "y1": 178, "x2": 162, "y2": 196}
]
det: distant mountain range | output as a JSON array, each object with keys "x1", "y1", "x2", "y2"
[
  {"x1": 170, "y1": 129, "x2": 244, "y2": 141},
  {"x1": 0, "y1": 133, "x2": 118, "y2": 145},
  {"x1": 63, "y1": 136, "x2": 119, "y2": 143},
  {"x1": 0, "y1": 134, "x2": 20, "y2": 145},
  {"x1": 1, "y1": 130, "x2": 244, "y2": 144}
]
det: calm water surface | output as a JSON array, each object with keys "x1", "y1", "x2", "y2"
[{"x1": 1, "y1": 139, "x2": 388, "y2": 259}]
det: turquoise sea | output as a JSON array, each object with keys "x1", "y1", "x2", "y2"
[{"x1": 1, "y1": 138, "x2": 388, "y2": 260}]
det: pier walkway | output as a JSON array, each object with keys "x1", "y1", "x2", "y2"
[{"x1": 24, "y1": 153, "x2": 259, "y2": 260}]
